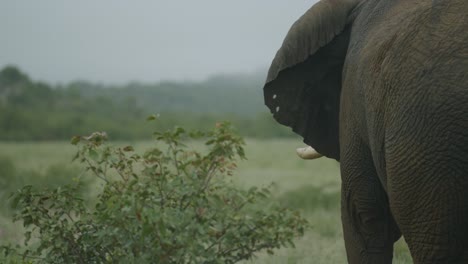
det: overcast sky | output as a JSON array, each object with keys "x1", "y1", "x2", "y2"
[{"x1": 0, "y1": 1, "x2": 316, "y2": 84}]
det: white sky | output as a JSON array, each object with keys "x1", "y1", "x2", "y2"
[{"x1": 0, "y1": 1, "x2": 316, "y2": 84}]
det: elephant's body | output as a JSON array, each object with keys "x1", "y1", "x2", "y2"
[
  {"x1": 265, "y1": 0, "x2": 468, "y2": 263},
  {"x1": 341, "y1": 1, "x2": 468, "y2": 262}
]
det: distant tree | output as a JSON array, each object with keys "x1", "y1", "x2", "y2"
[
  {"x1": 0, "y1": 66, "x2": 30, "y2": 86},
  {"x1": 0, "y1": 66, "x2": 31, "y2": 105}
]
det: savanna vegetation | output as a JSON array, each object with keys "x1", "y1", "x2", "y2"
[
  {"x1": 0, "y1": 137, "x2": 412, "y2": 263},
  {"x1": 1, "y1": 123, "x2": 310, "y2": 263},
  {"x1": 0, "y1": 65, "x2": 412, "y2": 262}
]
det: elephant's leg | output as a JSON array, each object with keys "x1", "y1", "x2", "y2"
[
  {"x1": 383, "y1": 103, "x2": 468, "y2": 263},
  {"x1": 386, "y1": 153, "x2": 468, "y2": 263},
  {"x1": 340, "y1": 141, "x2": 400, "y2": 264}
]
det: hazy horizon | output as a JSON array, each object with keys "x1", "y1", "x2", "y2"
[{"x1": 1, "y1": 1, "x2": 316, "y2": 84}]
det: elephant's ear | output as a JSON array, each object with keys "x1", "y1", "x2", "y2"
[{"x1": 264, "y1": 0, "x2": 359, "y2": 161}]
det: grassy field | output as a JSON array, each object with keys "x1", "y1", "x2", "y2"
[{"x1": 0, "y1": 139, "x2": 412, "y2": 263}]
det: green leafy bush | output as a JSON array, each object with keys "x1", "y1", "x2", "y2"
[{"x1": 2, "y1": 122, "x2": 307, "y2": 263}]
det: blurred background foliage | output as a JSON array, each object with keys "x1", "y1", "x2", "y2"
[
  {"x1": 0, "y1": 65, "x2": 412, "y2": 263},
  {"x1": 0, "y1": 65, "x2": 294, "y2": 141}
]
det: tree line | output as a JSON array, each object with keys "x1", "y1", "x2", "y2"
[{"x1": 0, "y1": 66, "x2": 294, "y2": 141}]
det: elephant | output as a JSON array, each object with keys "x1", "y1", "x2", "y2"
[{"x1": 263, "y1": 0, "x2": 468, "y2": 263}]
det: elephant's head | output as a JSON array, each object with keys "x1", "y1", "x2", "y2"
[{"x1": 264, "y1": 0, "x2": 362, "y2": 161}]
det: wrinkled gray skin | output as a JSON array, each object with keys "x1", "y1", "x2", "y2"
[{"x1": 264, "y1": 0, "x2": 468, "y2": 263}]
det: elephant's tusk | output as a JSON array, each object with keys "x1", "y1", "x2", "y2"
[{"x1": 296, "y1": 146, "x2": 323, "y2": 160}]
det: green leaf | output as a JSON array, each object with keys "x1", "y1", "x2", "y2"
[
  {"x1": 123, "y1": 146, "x2": 134, "y2": 152},
  {"x1": 70, "y1": 136, "x2": 81, "y2": 145},
  {"x1": 88, "y1": 149, "x2": 99, "y2": 161},
  {"x1": 146, "y1": 114, "x2": 159, "y2": 121}
]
